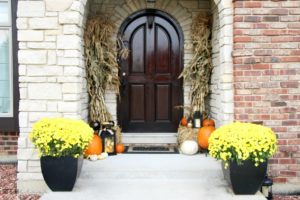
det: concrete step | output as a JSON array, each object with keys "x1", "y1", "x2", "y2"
[
  {"x1": 122, "y1": 133, "x2": 177, "y2": 144},
  {"x1": 41, "y1": 154, "x2": 266, "y2": 200}
]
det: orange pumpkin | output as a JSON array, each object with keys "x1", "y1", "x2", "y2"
[
  {"x1": 85, "y1": 134, "x2": 102, "y2": 155},
  {"x1": 202, "y1": 118, "x2": 215, "y2": 127},
  {"x1": 116, "y1": 143, "x2": 125, "y2": 154},
  {"x1": 197, "y1": 126, "x2": 215, "y2": 149},
  {"x1": 181, "y1": 117, "x2": 188, "y2": 126}
]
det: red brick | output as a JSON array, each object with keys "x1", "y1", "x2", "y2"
[
  {"x1": 244, "y1": 96, "x2": 262, "y2": 101},
  {"x1": 272, "y1": 127, "x2": 287, "y2": 132},
  {"x1": 290, "y1": 50, "x2": 300, "y2": 55},
  {"x1": 280, "y1": 171, "x2": 297, "y2": 177},
  {"x1": 288, "y1": 23, "x2": 300, "y2": 29},
  {"x1": 271, "y1": 9, "x2": 289, "y2": 15},
  {"x1": 263, "y1": 16, "x2": 280, "y2": 22},
  {"x1": 280, "y1": 81, "x2": 299, "y2": 88},
  {"x1": 245, "y1": 1, "x2": 262, "y2": 8},
  {"x1": 271, "y1": 37, "x2": 291, "y2": 42},
  {"x1": 271, "y1": 114, "x2": 289, "y2": 120},
  {"x1": 277, "y1": 139, "x2": 288, "y2": 145},
  {"x1": 244, "y1": 57, "x2": 261, "y2": 64},
  {"x1": 254, "y1": 23, "x2": 269, "y2": 29},
  {"x1": 234, "y1": 16, "x2": 243, "y2": 22},
  {"x1": 245, "y1": 16, "x2": 261, "y2": 22},
  {"x1": 254, "y1": 50, "x2": 272, "y2": 56},
  {"x1": 263, "y1": 29, "x2": 287, "y2": 36},
  {"x1": 273, "y1": 177, "x2": 287, "y2": 183},
  {"x1": 280, "y1": 69, "x2": 296, "y2": 75},
  {"x1": 282, "y1": 120, "x2": 298, "y2": 126},
  {"x1": 234, "y1": 36, "x2": 252, "y2": 42},
  {"x1": 288, "y1": 139, "x2": 300, "y2": 145},
  {"x1": 279, "y1": 158, "x2": 297, "y2": 164},
  {"x1": 281, "y1": 57, "x2": 300, "y2": 62}
]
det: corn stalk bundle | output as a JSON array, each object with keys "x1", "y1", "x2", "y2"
[
  {"x1": 179, "y1": 14, "x2": 212, "y2": 114},
  {"x1": 84, "y1": 15, "x2": 128, "y2": 122}
]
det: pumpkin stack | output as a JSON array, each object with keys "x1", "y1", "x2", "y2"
[{"x1": 197, "y1": 118, "x2": 215, "y2": 150}]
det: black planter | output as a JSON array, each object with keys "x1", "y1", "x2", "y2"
[
  {"x1": 222, "y1": 160, "x2": 267, "y2": 194},
  {"x1": 40, "y1": 156, "x2": 78, "y2": 191}
]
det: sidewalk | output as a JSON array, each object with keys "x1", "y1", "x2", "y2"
[{"x1": 41, "y1": 154, "x2": 266, "y2": 200}]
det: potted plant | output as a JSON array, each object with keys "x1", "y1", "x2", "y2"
[
  {"x1": 208, "y1": 122, "x2": 277, "y2": 195},
  {"x1": 29, "y1": 118, "x2": 93, "y2": 191}
]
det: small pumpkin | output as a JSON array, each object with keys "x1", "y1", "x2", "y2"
[
  {"x1": 180, "y1": 117, "x2": 188, "y2": 126},
  {"x1": 180, "y1": 140, "x2": 199, "y2": 155},
  {"x1": 85, "y1": 134, "x2": 102, "y2": 155},
  {"x1": 116, "y1": 143, "x2": 125, "y2": 154},
  {"x1": 198, "y1": 126, "x2": 215, "y2": 149},
  {"x1": 202, "y1": 118, "x2": 215, "y2": 127}
]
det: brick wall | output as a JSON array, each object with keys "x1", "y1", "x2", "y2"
[
  {"x1": 233, "y1": 0, "x2": 300, "y2": 184},
  {"x1": 0, "y1": 132, "x2": 18, "y2": 156}
]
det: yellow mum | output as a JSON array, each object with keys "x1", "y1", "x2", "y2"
[
  {"x1": 208, "y1": 122, "x2": 277, "y2": 167},
  {"x1": 29, "y1": 118, "x2": 93, "y2": 158}
]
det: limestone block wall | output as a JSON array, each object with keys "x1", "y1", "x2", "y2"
[
  {"x1": 16, "y1": 0, "x2": 234, "y2": 193},
  {"x1": 17, "y1": 0, "x2": 89, "y2": 192},
  {"x1": 209, "y1": 0, "x2": 234, "y2": 127}
]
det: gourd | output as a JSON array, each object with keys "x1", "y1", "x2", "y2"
[
  {"x1": 85, "y1": 134, "x2": 102, "y2": 155},
  {"x1": 202, "y1": 118, "x2": 215, "y2": 127},
  {"x1": 180, "y1": 140, "x2": 198, "y2": 155},
  {"x1": 198, "y1": 126, "x2": 215, "y2": 149},
  {"x1": 181, "y1": 117, "x2": 188, "y2": 126},
  {"x1": 116, "y1": 143, "x2": 125, "y2": 154}
]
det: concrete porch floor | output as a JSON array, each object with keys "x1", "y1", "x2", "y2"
[{"x1": 41, "y1": 154, "x2": 266, "y2": 200}]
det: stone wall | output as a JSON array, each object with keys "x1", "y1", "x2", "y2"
[
  {"x1": 17, "y1": 0, "x2": 90, "y2": 192},
  {"x1": 233, "y1": 0, "x2": 300, "y2": 189},
  {"x1": 16, "y1": 0, "x2": 234, "y2": 193},
  {"x1": 209, "y1": 0, "x2": 234, "y2": 127}
]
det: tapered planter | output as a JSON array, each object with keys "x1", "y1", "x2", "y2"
[
  {"x1": 222, "y1": 160, "x2": 267, "y2": 194},
  {"x1": 41, "y1": 156, "x2": 78, "y2": 191}
]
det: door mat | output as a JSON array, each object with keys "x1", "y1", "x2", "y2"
[{"x1": 124, "y1": 145, "x2": 178, "y2": 154}]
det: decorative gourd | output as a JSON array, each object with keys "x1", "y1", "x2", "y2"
[
  {"x1": 116, "y1": 143, "x2": 125, "y2": 154},
  {"x1": 202, "y1": 118, "x2": 215, "y2": 127},
  {"x1": 198, "y1": 126, "x2": 215, "y2": 149},
  {"x1": 180, "y1": 140, "x2": 199, "y2": 155},
  {"x1": 85, "y1": 134, "x2": 102, "y2": 155},
  {"x1": 181, "y1": 117, "x2": 188, "y2": 126}
]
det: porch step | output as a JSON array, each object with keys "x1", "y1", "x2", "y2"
[
  {"x1": 122, "y1": 133, "x2": 177, "y2": 144},
  {"x1": 41, "y1": 154, "x2": 266, "y2": 200}
]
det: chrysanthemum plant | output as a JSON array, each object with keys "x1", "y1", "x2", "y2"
[
  {"x1": 208, "y1": 122, "x2": 277, "y2": 168},
  {"x1": 30, "y1": 118, "x2": 93, "y2": 158}
]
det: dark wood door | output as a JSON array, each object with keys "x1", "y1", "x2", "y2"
[{"x1": 118, "y1": 12, "x2": 183, "y2": 132}]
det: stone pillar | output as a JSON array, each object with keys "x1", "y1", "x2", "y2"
[{"x1": 17, "y1": 0, "x2": 89, "y2": 193}]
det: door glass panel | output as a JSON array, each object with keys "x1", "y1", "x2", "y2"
[
  {"x1": 0, "y1": 29, "x2": 11, "y2": 115},
  {"x1": 0, "y1": 2, "x2": 9, "y2": 25}
]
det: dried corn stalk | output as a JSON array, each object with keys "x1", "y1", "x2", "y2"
[
  {"x1": 179, "y1": 13, "x2": 212, "y2": 114},
  {"x1": 84, "y1": 14, "x2": 128, "y2": 122},
  {"x1": 177, "y1": 126, "x2": 197, "y2": 146}
]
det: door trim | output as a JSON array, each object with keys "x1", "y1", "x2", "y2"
[{"x1": 117, "y1": 9, "x2": 184, "y2": 133}]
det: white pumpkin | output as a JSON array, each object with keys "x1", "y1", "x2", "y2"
[{"x1": 180, "y1": 140, "x2": 199, "y2": 155}]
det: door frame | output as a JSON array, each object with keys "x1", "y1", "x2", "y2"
[{"x1": 117, "y1": 9, "x2": 184, "y2": 132}]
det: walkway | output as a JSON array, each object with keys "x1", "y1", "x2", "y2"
[{"x1": 41, "y1": 154, "x2": 266, "y2": 200}]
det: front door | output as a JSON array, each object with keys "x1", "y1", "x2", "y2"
[{"x1": 118, "y1": 10, "x2": 183, "y2": 132}]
